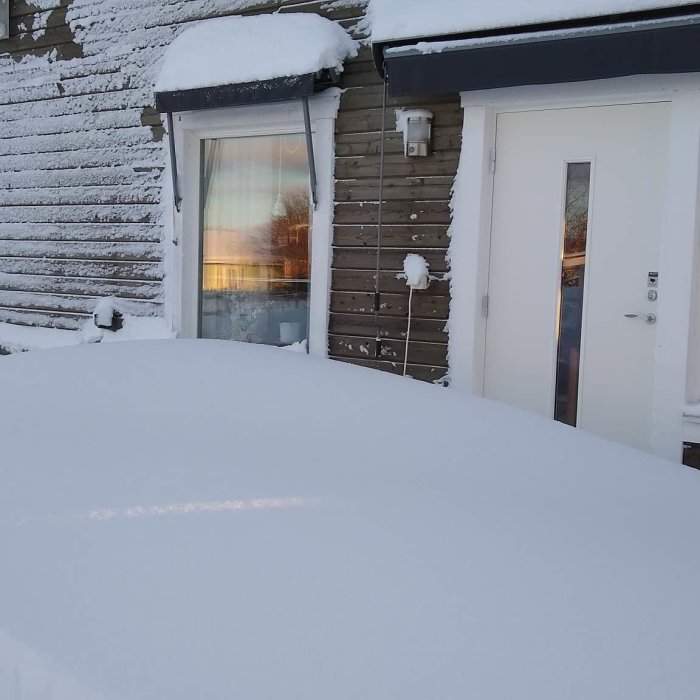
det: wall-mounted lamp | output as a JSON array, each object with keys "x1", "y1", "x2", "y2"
[{"x1": 396, "y1": 108, "x2": 433, "y2": 157}]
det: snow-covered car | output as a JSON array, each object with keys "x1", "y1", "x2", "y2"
[{"x1": 1, "y1": 340, "x2": 699, "y2": 700}]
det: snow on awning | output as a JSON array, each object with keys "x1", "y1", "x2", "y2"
[
  {"x1": 379, "y1": 11, "x2": 700, "y2": 97},
  {"x1": 155, "y1": 13, "x2": 357, "y2": 113},
  {"x1": 369, "y1": 0, "x2": 700, "y2": 44}
]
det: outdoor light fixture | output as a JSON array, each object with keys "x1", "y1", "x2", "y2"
[{"x1": 396, "y1": 108, "x2": 433, "y2": 157}]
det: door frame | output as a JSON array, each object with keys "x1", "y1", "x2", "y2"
[{"x1": 448, "y1": 74, "x2": 700, "y2": 460}]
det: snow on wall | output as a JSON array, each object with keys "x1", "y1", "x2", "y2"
[
  {"x1": 0, "y1": 0, "x2": 359, "y2": 336},
  {"x1": 369, "y1": 0, "x2": 700, "y2": 43},
  {"x1": 0, "y1": 1, "x2": 7, "y2": 41},
  {"x1": 1, "y1": 0, "x2": 451, "y2": 382},
  {"x1": 0, "y1": 0, "x2": 171, "y2": 331}
]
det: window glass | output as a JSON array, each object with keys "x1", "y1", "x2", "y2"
[
  {"x1": 200, "y1": 133, "x2": 311, "y2": 347},
  {"x1": 554, "y1": 162, "x2": 591, "y2": 426}
]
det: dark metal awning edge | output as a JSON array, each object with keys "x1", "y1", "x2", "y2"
[
  {"x1": 156, "y1": 73, "x2": 330, "y2": 216},
  {"x1": 375, "y1": 7, "x2": 700, "y2": 96},
  {"x1": 372, "y1": 3, "x2": 700, "y2": 74},
  {"x1": 155, "y1": 69, "x2": 341, "y2": 114},
  {"x1": 155, "y1": 74, "x2": 317, "y2": 114}
]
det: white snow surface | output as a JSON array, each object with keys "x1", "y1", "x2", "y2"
[
  {"x1": 402, "y1": 253, "x2": 430, "y2": 287},
  {"x1": 369, "y1": 0, "x2": 700, "y2": 42},
  {"x1": 684, "y1": 402, "x2": 700, "y2": 418},
  {"x1": 0, "y1": 322, "x2": 78, "y2": 353},
  {"x1": 93, "y1": 297, "x2": 118, "y2": 328},
  {"x1": 1, "y1": 340, "x2": 699, "y2": 699},
  {"x1": 0, "y1": 316, "x2": 173, "y2": 353},
  {"x1": 156, "y1": 13, "x2": 358, "y2": 93}
]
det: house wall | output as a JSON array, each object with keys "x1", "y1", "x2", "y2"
[
  {"x1": 1, "y1": 0, "x2": 167, "y2": 330},
  {"x1": 330, "y1": 58, "x2": 460, "y2": 383},
  {"x1": 0, "y1": 0, "x2": 460, "y2": 383}
]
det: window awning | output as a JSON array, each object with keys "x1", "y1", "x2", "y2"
[
  {"x1": 378, "y1": 12, "x2": 700, "y2": 96},
  {"x1": 154, "y1": 13, "x2": 356, "y2": 112},
  {"x1": 155, "y1": 73, "x2": 336, "y2": 114},
  {"x1": 154, "y1": 13, "x2": 357, "y2": 213}
]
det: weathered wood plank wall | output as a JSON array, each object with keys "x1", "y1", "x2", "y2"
[
  {"x1": 1, "y1": 0, "x2": 460, "y2": 382},
  {"x1": 332, "y1": 41, "x2": 459, "y2": 383}
]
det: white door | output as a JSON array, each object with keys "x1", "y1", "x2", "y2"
[{"x1": 484, "y1": 103, "x2": 671, "y2": 451}]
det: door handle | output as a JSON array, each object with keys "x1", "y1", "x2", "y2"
[{"x1": 624, "y1": 313, "x2": 656, "y2": 325}]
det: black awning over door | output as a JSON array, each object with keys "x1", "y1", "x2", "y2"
[{"x1": 382, "y1": 14, "x2": 700, "y2": 97}]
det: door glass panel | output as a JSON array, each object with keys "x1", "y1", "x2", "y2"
[
  {"x1": 199, "y1": 133, "x2": 311, "y2": 347},
  {"x1": 554, "y1": 162, "x2": 591, "y2": 426}
]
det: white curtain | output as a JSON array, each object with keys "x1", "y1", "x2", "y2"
[{"x1": 198, "y1": 134, "x2": 311, "y2": 346}]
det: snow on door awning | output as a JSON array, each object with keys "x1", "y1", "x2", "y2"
[
  {"x1": 373, "y1": 5, "x2": 700, "y2": 97},
  {"x1": 154, "y1": 13, "x2": 357, "y2": 113},
  {"x1": 369, "y1": 0, "x2": 700, "y2": 44}
]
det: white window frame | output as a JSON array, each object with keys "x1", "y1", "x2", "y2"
[{"x1": 170, "y1": 89, "x2": 340, "y2": 358}]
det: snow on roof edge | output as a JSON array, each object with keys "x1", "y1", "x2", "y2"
[
  {"x1": 369, "y1": 0, "x2": 700, "y2": 45},
  {"x1": 384, "y1": 13, "x2": 700, "y2": 57},
  {"x1": 155, "y1": 13, "x2": 358, "y2": 94}
]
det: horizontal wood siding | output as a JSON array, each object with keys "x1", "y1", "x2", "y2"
[
  {"x1": 2, "y1": 0, "x2": 164, "y2": 326},
  {"x1": 2, "y1": 0, "x2": 460, "y2": 384},
  {"x1": 331, "y1": 44, "x2": 460, "y2": 383},
  {"x1": 0, "y1": 0, "x2": 369, "y2": 328}
]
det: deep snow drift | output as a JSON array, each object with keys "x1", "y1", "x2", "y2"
[{"x1": 1, "y1": 340, "x2": 699, "y2": 700}]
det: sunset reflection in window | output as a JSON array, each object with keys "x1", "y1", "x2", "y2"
[{"x1": 199, "y1": 133, "x2": 311, "y2": 347}]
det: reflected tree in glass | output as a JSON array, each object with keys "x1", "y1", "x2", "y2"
[
  {"x1": 554, "y1": 162, "x2": 591, "y2": 427},
  {"x1": 199, "y1": 134, "x2": 312, "y2": 347}
]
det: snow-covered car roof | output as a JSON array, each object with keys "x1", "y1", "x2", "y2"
[{"x1": 1, "y1": 340, "x2": 699, "y2": 699}]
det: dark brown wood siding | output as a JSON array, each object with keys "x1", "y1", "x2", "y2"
[
  {"x1": 331, "y1": 49, "x2": 459, "y2": 383},
  {"x1": 2, "y1": 0, "x2": 164, "y2": 329},
  {"x1": 1, "y1": 0, "x2": 460, "y2": 382}
]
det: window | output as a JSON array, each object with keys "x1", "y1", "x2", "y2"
[
  {"x1": 199, "y1": 134, "x2": 312, "y2": 346},
  {"x1": 554, "y1": 162, "x2": 592, "y2": 426},
  {"x1": 175, "y1": 95, "x2": 338, "y2": 356}
]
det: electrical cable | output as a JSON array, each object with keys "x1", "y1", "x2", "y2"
[
  {"x1": 403, "y1": 285, "x2": 414, "y2": 377},
  {"x1": 374, "y1": 74, "x2": 388, "y2": 356}
]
